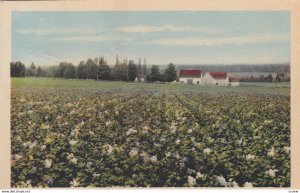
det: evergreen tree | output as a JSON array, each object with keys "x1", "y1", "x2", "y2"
[
  {"x1": 113, "y1": 62, "x2": 128, "y2": 81},
  {"x1": 77, "y1": 61, "x2": 87, "y2": 79},
  {"x1": 97, "y1": 57, "x2": 111, "y2": 80},
  {"x1": 149, "y1": 65, "x2": 160, "y2": 82},
  {"x1": 128, "y1": 60, "x2": 138, "y2": 81},
  {"x1": 10, "y1": 61, "x2": 26, "y2": 77}
]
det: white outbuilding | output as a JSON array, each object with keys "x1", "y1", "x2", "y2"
[
  {"x1": 179, "y1": 70, "x2": 202, "y2": 84},
  {"x1": 202, "y1": 72, "x2": 230, "y2": 86}
]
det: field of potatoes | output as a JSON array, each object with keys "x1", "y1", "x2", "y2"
[{"x1": 11, "y1": 86, "x2": 290, "y2": 187}]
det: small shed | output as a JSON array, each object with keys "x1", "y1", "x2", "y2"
[
  {"x1": 135, "y1": 74, "x2": 146, "y2": 83},
  {"x1": 229, "y1": 75, "x2": 240, "y2": 86}
]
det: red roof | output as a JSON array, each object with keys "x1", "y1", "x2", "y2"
[
  {"x1": 229, "y1": 74, "x2": 240, "y2": 82},
  {"x1": 179, "y1": 70, "x2": 202, "y2": 77},
  {"x1": 209, "y1": 72, "x2": 227, "y2": 79}
]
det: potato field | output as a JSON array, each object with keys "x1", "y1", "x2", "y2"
[{"x1": 11, "y1": 79, "x2": 290, "y2": 188}]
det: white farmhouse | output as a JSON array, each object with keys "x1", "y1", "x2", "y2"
[
  {"x1": 202, "y1": 72, "x2": 230, "y2": 86},
  {"x1": 179, "y1": 70, "x2": 202, "y2": 84}
]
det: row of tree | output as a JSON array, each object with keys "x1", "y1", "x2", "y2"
[
  {"x1": 10, "y1": 56, "x2": 178, "y2": 82},
  {"x1": 239, "y1": 73, "x2": 290, "y2": 82}
]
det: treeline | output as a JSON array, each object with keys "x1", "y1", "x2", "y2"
[
  {"x1": 10, "y1": 56, "x2": 177, "y2": 82},
  {"x1": 239, "y1": 73, "x2": 290, "y2": 82},
  {"x1": 175, "y1": 63, "x2": 290, "y2": 73}
]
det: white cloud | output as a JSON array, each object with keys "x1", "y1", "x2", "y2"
[
  {"x1": 115, "y1": 25, "x2": 223, "y2": 34},
  {"x1": 16, "y1": 28, "x2": 104, "y2": 36},
  {"x1": 140, "y1": 33, "x2": 289, "y2": 46},
  {"x1": 50, "y1": 35, "x2": 131, "y2": 42}
]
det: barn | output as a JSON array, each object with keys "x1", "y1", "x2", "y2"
[
  {"x1": 179, "y1": 70, "x2": 202, "y2": 84},
  {"x1": 202, "y1": 72, "x2": 230, "y2": 86}
]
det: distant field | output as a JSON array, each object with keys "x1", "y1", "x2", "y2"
[{"x1": 11, "y1": 78, "x2": 290, "y2": 95}]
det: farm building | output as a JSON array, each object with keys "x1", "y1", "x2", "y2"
[
  {"x1": 229, "y1": 75, "x2": 240, "y2": 86},
  {"x1": 201, "y1": 72, "x2": 230, "y2": 86},
  {"x1": 135, "y1": 74, "x2": 146, "y2": 83},
  {"x1": 179, "y1": 70, "x2": 202, "y2": 84}
]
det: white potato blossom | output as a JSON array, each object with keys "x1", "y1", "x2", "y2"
[
  {"x1": 170, "y1": 122, "x2": 177, "y2": 133},
  {"x1": 165, "y1": 152, "x2": 171, "y2": 157},
  {"x1": 89, "y1": 131, "x2": 95, "y2": 135},
  {"x1": 187, "y1": 176, "x2": 196, "y2": 186},
  {"x1": 102, "y1": 144, "x2": 114, "y2": 155},
  {"x1": 203, "y1": 148, "x2": 212, "y2": 155},
  {"x1": 154, "y1": 143, "x2": 162, "y2": 148},
  {"x1": 93, "y1": 173, "x2": 100, "y2": 177},
  {"x1": 76, "y1": 121, "x2": 85, "y2": 129},
  {"x1": 70, "y1": 178, "x2": 80, "y2": 187},
  {"x1": 196, "y1": 172, "x2": 204, "y2": 179},
  {"x1": 70, "y1": 157, "x2": 78, "y2": 164},
  {"x1": 228, "y1": 181, "x2": 239, "y2": 188},
  {"x1": 19, "y1": 98, "x2": 26, "y2": 103},
  {"x1": 283, "y1": 146, "x2": 290, "y2": 153},
  {"x1": 237, "y1": 139, "x2": 243, "y2": 145},
  {"x1": 207, "y1": 136, "x2": 214, "y2": 143},
  {"x1": 142, "y1": 125, "x2": 150, "y2": 134},
  {"x1": 105, "y1": 121, "x2": 111, "y2": 127},
  {"x1": 244, "y1": 182, "x2": 253, "y2": 188},
  {"x1": 16, "y1": 136, "x2": 22, "y2": 142},
  {"x1": 67, "y1": 153, "x2": 78, "y2": 164},
  {"x1": 264, "y1": 120, "x2": 273, "y2": 124},
  {"x1": 175, "y1": 139, "x2": 181, "y2": 144},
  {"x1": 41, "y1": 145, "x2": 47, "y2": 150},
  {"x1": 126, "y1": 128, "x2": 137, "y2": 136},
  {"x1": 28, "y1": 142, "x2": 37, "y2": 149},
  {"x1": 160, "y1": 137, "x2": 166, "y2": 142},
  {"x1": 14, "y1": 154, "x2": 23, "y2": 161},
  {"x1": 149, "y1": 156, "x2": 158, "y2": 163},
  {"x1": 44, "y1": 159, "x2": 52, "y2": 168},
  {"x1": 246, "y1": 154, "x2": 255, "y2": 160},
  {"x1": 129, "y1": 148, "x2": 139, "y2": 158},
  {"x1": 69, "y1": 140, "x2": 77, "y2": 146},
  {"x1": 22, "y1": 142, "x2": 28, "y2": 148},
  {"x1": 188, "y1": 129, "x2": 193, "y2": 133},
  {"x1": 216, "y1": 176, "x2": 227, "y2": 187},
  {"x1": 267, "y1": 146, "x2": 276, "y2": 157},
  {"x1": 266, "y1": 169, "x2": 278, "y2": 177}
]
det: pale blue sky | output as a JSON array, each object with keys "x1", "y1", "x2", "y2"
[{"x1": 12, "y1": 11, "x2": 290, "y2": 66}]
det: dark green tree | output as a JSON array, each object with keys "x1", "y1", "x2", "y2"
[
  {"x1": 97, "y1": 57, "x2": 111, "y2": 80},
  {"x1": 10, "y1": 61, "x2": 26, "y2": 77},
  {"x1": 85, "y1": 58, "x2": 98, "y2": 79},
  {"x1": 27, "y1": 62, "x2": 37, "y2": 77},
  {"x1": 63, "y1": 63, "x2": 77, "y2": 79},
  {"x1": 149, "y1": 65, "x2": 160, "y2": 82},
  {"x1": 164, "y1": 63, "x2": 177, "y2": 82},
  {"x1": 128, "y1": 60, "x2": 138, "y2": 81},
  {"x1": 77, "y1": 61, "x2": 87, "y2": 79},
  {"x1": 113, "y1": 62, "x2": 128, "y2": 81}
]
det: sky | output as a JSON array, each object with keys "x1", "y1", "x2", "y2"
[{"x1": 12, "y1": 11, "x2": 290, "y2": 66}]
